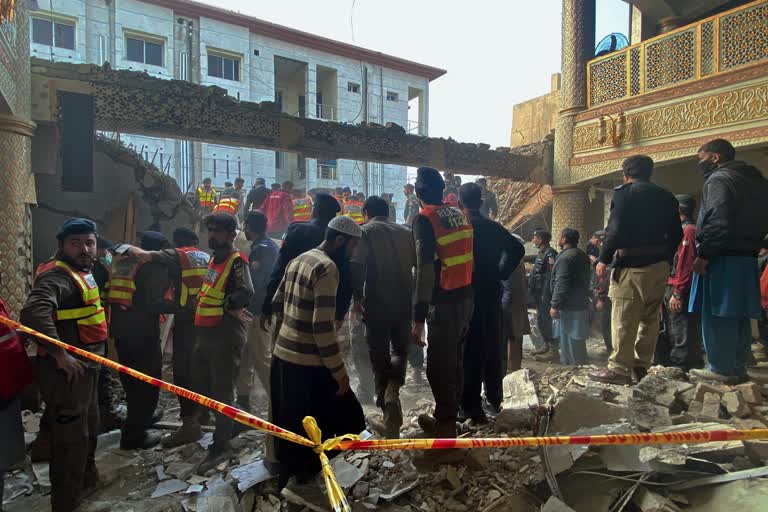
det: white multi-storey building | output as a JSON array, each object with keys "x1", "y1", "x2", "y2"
[{"x1": 29, "y1": 0, "x2": 444, "y2": 213}]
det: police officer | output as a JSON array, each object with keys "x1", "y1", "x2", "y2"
[
  {"x1": 21, "y1": 218, "x2": 109, "y2": 512},
  {"x1": 528, "y1": 228, "x2": 559, "y2": 363}
]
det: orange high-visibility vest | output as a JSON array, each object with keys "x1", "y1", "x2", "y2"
[
  {"x1": 176, "y1": 247, "x2": 211, "y2": 308},
  {"x1": 214, "y1": 196, "x2": 241, "y2": 215},
  {"x1": 107, "y1": 254, "x2": 142, "y2": 307},
  {"x1": 420, "y1": 204, "x2": 473, "y2": 291},
  {"x1": 343, "y1": 200, "x2": 365, "y2": 225},
  {"x1": 194, "y1": 250, "x2": 247, "y2": 327},
  {"x1": 293, "y1": 196, "x2": 313, "y2": 222},
  {"x1": 34, "y1": 260, "x2": 108, "y2": 349},
  {"x1": 198, "y1": 187, "x2": 217, "y2": 209}
]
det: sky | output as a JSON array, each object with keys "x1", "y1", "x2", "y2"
[{"x1": 216, "y1": 0, "x2": 630, "y2": 149}]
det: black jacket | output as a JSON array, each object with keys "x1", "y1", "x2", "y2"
[
  {"x1": 529, "y1": 245, "x2": 558, "y2": 301},
  {"x1": 467, "y1": 210, "x2": 524, "y2": 302},
  {"x1": 599, "y1": 180, "x2": 682, "y2": 268},
  {"x1": 550, "y1": 247, "x2": 591, "y2": 311},
  {"x1": 262, "y1": 218, "x2": 352, "y2": 321},
  {"x1": 696, "y1": 160, "x2": 768, "y2": 259}
]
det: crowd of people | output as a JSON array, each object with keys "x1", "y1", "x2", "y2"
[{"x1": 1, "y1": 137, "x2": 767, "y2": 512}]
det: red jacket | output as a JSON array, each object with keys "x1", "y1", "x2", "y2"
[
  {"x1": 668, "y1": 222, "x2": 696, "y2": 299},
  {"x1": 0, "y1": 299, "x2": 33, "y2": 400},
  {"x1": 259, "y1": 190, "x2": 295, "y2": 234}
]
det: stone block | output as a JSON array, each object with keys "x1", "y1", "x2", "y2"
[
  {"x1": 700, "y1": 392, "x2": 723, "y2": 421},
  {"x1": 634, "y1": 374, "x2": 677, "y2": 408},
  {"x1": 723, "y1": 391, "x2": 751, "y2": 419},
  {"x1": 693, "y1": 382, "x2": 726, "y2": 402},
  {"x1": 744, "y1": 440, "x2": 768, "y2": 463},
  {"x1": 687, "y1": 400, "x2": 703, "y2": 415},
  {"x1": 735, "y1": 383, "x2": 763, "y2": 405},
  {"x1": 550, "y1": 391, "x2": 629, "y2": 434},
  {"x1": 629, "y1": 397, "x2": 672, "y2": 431},
  {"x1": 496, "y1": 369, "x2": 539, "y2": 432}
]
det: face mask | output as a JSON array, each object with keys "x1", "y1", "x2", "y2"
[
  {"x1": 99, "y1": 253, "x2": 112, "y2": 267},
  {"x1": 698, "y1": 159, "x2": 718, "y2": 177}
]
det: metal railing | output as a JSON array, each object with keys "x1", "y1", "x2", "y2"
[
  {"x1": 587, "y1": 0, "x2": 768, "y2": 107},
  {"x1": 407, "y1": 120, "x2": 426, "y2": 136},
  {"x1": 317, "y1": 164, "x2": 337, "y2": 181},
  {"x1": 316, "y1": 103, "x2": 337, "y2": 121}
]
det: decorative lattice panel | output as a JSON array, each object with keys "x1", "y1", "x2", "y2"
[
  {"x1": 720, "y1": 2, "x2": 768, "y2": 71},
  {"x1": 701, "y1": 20, "x2": 716, "y2": 76},
  {"x1": 645, "y1": 28, "x2": 697, "y2": 91},
  {"x1": 629, "y1": 47, "x2": 641, "y2": 96},
  {"x1": 589, "y1": 52, "x2": 627, "y2": 106}
]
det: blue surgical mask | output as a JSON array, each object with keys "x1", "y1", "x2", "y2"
[{"x1": 99, "y1": 253, "x2": 112, "y2": 267}]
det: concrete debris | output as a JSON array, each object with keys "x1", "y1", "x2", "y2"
[
  {"x1": 631, "y1": 487, "x2": 681, "y2": 512},
  {"x1": 668, "y1": 465, "x2": 768, "y2": 491},
  {"x1": 332, "y1": 458, "x2": 367, "y2": 490},
  {"x1": 166, "y1": 462, "x2": 196, "y2": 481},
  {"x1": 496, "y1": 369, "x2": 539, "y2": 431},
  {"x1": 550, "y1": 391, "x2": 629, "y2": 434},
  {"x1": 634, "y1": 373, "x2": 678, "y2": 408},
  {"x1": 681, "y1": 478, "x2": 768, "y2": 511},
  {"x1": 151, "y1": 478, "x2": 188, "y2": 498},
  {"x1": 699, "y1": 392, "x2": 723, "y2": 421},
  {"x1": 628, "y1": 396, "x2": 673, "y2": 431},
  {"x1": 735, "y1": 383, "x2": 764, "y2": 405},
  {"x1": 743, "y1": 439, "x2": 768, "y2": 463},
  {"x1": 540, "y1": 496, "x2": 576, "y2": 512},
  {"x1": 639, "y1": 423, "x2": 745, "y2": 467},
  {"x1": 229, "y1": 460, "x2": 274, "y2": 492},
  {"x1": 723, "y1": 391, "x2": 751, "y2": 418}
]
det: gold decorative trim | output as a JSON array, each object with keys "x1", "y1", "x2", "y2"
[
  {"x1": 0, "y1": 114, "x2": 36, "y2": 138},
  {"x1": 573, "y1": 80, "x2": 768, "y2": 153},
  {"x1": 552, "y1": 185, "x2": 588, "y2": 195}
]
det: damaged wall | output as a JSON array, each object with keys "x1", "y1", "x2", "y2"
[{"x1": 31, "y1": 132, "x2": 197, "y2": 265}]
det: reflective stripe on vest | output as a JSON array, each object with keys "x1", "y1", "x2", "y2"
[
  {"x1": 214, "y1": 197, "x2": 240, "y2": 215},
  {"x1": 343, "y1": 201, "x2": 365, "y2": 224},
  {"x1": 107, "y1": 255, "x2": 142, "y2": 306},
  {"x1": 293, "y1": 197, "x2": 312, "y2": 222},
  {"x1": 34, "y1": 260, "x2": 108, "y2": 347},
  {"x1": 198, "y1": 187, "x2": 217, "y2": 209},
  {"x1": 176, "y1": 247, "x2": 211, "y2": 308},
  {"x1": 421, "y1": 204, "x2": 473, "y2": 291},
  {"x1": 194, "y1": 251, "x2": 246, "y2": 327}
]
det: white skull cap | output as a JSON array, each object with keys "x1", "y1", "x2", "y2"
[{"x1": 328, "y1": 216, "x2": 363, "y2": 238}]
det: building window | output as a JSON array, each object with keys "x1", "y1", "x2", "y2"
[
  {"x1": 207, "y1": 53, "x2": 240, "y2": 81},
  {"x1": 386, "y1": 91, "x2": 399, "y2": 102},
  {"x1": 126, "y1": 36, "x2": 163, "y2": 66},
  {"x1": 347, "y1": 82, "x2": 360, "y2": 93},
  {"x1": 32, "y1": 17, "x2": 76, "y2": 50},
  {"x1": 317, "y1": 160, "x2": 337, "y2": 180},
  {"x1": 275, "y1": 151, "x2": 284, "y2": 169}
]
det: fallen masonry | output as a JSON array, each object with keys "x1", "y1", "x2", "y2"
[{"x1": 5, "y1": 364, "x2": 768, "y2": 512}]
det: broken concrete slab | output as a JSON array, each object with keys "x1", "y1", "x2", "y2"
[
  {"x1": 743, "y1": 440, "x2": 768, "y2": 463},
  {"x1": 550, "y1": 391, "x2": 629, "y2": 434},
  {"x1": 700, "y1": 392, "x2": 723, "y2": 421},
  {"x1": 669, "y1": 466, "x2": 768, "y2": 491},
  {"x1": 639, "y1": 423, "x2": 745, "y2": 467},
  {"x1": 496, "y1": 369, "x2": 539, "y2": 431},
  {"x1": 634, "y1": 374, "x2": 678, "y2": 408},
  {"x1": 331, "y1": 458, "x2": 366, "y2": 490},
  {"x1": 628, "y1": 397, "x2": 673, "y2": 431},
  {"x1": 723, "y1": 391, "x2": 751, "y2": 418},
  {"x1": 540, "y1": 496, "x2": 577, "y2": 512},
  {"x1": 166, "y1": 462, "x2": 196, "y2": 481},
  {"x1": 693, "y1": 383, "x2": 726, "y2": 403}
]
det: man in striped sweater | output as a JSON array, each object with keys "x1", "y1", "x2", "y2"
[{"x1": 270, "y1": 216, "x2": 366, "y2": 488}]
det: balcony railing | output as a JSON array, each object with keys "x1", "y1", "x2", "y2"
[
  {"x1": 587, "y1": 0, "x2": 768, "y2": 107},
  {"x1": 407, "y1": 120, "x2": 426, "y2": 136}
]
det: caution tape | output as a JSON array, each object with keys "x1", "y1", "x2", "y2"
[{"x1": 6, "y1": 315, "x2": 768, "y2": 511}]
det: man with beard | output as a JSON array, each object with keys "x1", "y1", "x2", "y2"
[
  {"x1": 270, "y1": 216, "x2": 365, "y2": 488},
  {"x1": 690, "y1": 139, "x2": 768, "y2": 382},
  {"x1": 21, "y1": 218, "x2": 109, "y2": 512}
]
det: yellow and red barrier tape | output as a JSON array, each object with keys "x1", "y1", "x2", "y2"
[{"x1": 5, "y1": 315, "x2": 768, "y2": 512}]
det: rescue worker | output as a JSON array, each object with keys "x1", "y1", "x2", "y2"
[
  {"x1": 528, "y1": 229, "x2": 559, "y2": 362},
  {"x1": 214, "y1": 177, "x2": 246, "y2": 218},
  {"x1": 411, "y1": 168, "x2": 474, "y2": 449},
  {"x1": 109, "y1": 231, "x2": 172, "y2": 449},
  {"x1": 192, "y1": 213, "x2": 253, "y2": 471},
  {"x1": 260, "y1": 181, "x2": 294, "y2": 237},
  {"x1": 589, "y1": 155, "x2": 682, "y2": 385},
  {"x1": 403, "y1": 183, "x2": 420, "y2": 225},
  {"x1": 21, "y1": 218, "x2": 108, "y2": 512},
  {"x1": 197, "y1": 177, "x2": 217, "y2": 214},
  {"x1": 459, "y1": 183, "x2": 523, "y2": 422},
  {"x1": 655, "y1": 195, "x2": 703, "y2": 371},
  {"x1": 292, "y1": 189, "x2": 313, "y2": 223},
  {"x1": 245, "y1": 177, "x2": 269, "y2": 213},
  {"x1": 125, "y1": 228, "x2": 211, "y2": 447},
  {"x1": 342, "y1": 193, "x2": 365, "y2": 225}
]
